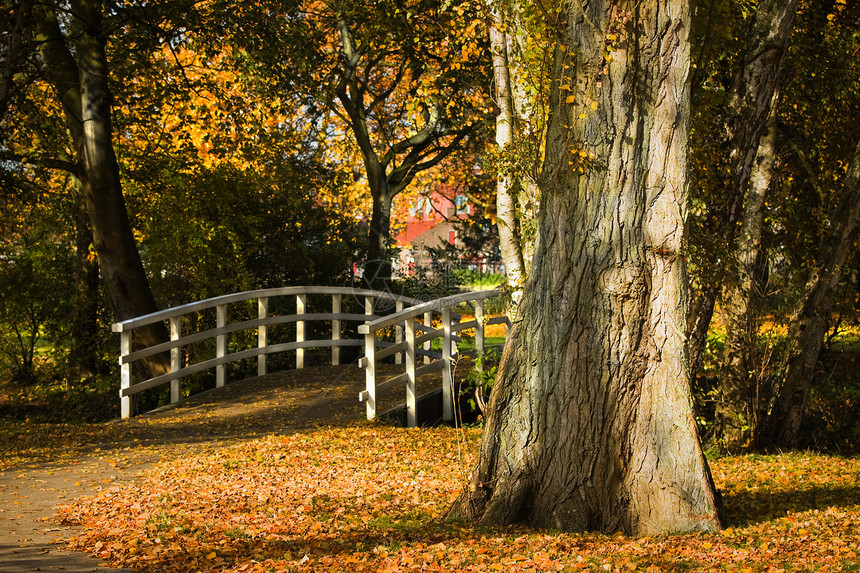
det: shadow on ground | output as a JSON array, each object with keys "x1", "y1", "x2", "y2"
[{"x1": 0, "y1": 363, "x2": 440, "y2": 572}]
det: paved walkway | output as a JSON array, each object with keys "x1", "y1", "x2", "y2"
[{"x1": 0, "y1": 364, "x2": 386, "y2": 572}]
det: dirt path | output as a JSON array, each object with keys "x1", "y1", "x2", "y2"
[{"x1": 0, "y1": 364, "x2": 400, "y2": 572}]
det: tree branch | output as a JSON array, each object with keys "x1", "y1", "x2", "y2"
[
  {"x1": 366, "y1": 58, "x2": 407, "y2": 116},
  {"x1": 388, "y1": 125, "x2": 472, "y2": 193},
  {"x1": 789, "y1": 140, "x2": 826, "y2": 205},
  {"x1": 334, "y1": 16, "x2": 379, "y2": 169},
  {"x1": 383, "y1": 98, "x2": 442, "y2": 165},
  {"x1": 33, "y1": 6, "x2": 84, "y2": 142},
  {"x1": 0, "y1": 150, "x2": 78, "y2": 174}
]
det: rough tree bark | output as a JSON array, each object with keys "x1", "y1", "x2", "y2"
[
  {"x1": 449, "y1": 0, "x2": 723, "y2": 535},
  {"x1": 687, "y1": 0, "x2": 798, "y2": 377},
  {"x1": 763, "y1": 138, "x2": 860, "y2": 448}
]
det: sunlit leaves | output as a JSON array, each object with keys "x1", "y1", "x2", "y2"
[{"x1": 58, "y1": 425, "x2": 860, "y2": 572}]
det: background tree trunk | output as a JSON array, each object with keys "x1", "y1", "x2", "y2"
[
  {"x1": 450, "y1": 0, "x2": 722, "y2": 535},
  {"x1": 71, "y1": 196, "x2": 101, "y2": 376},
  {"x1": 364, "y1": 175, "x2": 394, "y2": 289},
  {"x1": 72, "y1": 0, "x2": 161, "y2": 325},
  {"x1": 716, "y1": 89, "x2": 779, "y2": 447},
  {"x1": 488, "y1": 8, "x2": 526, "y2": 309},
  {"x1": 35, "y1": 0, "x2": 166, "y2": 357},
  {"x1": 333, "y1": 12, "x2": 475, "y2": 286},
  {"x1": 686, "y1": 0, "x2": 798, "y2": 379},
  {"x1": 764, "y1": 138, "x2": 860, "y2": 448}
]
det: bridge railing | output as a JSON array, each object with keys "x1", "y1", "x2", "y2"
[
  {"x1": 358, "y1": 289, "x2": 510, "y2": 427},
  {"x1": 112, "y1": 287, "x2": 425, "y2": 418}
]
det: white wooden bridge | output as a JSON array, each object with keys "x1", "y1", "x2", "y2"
[{"x1": 112, "y1": 287, "x2": 509, "y2": 426}]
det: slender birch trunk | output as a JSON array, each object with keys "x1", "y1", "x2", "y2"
[{"x1": 488, "y1": 4, "x2": 526, "y2": 308}]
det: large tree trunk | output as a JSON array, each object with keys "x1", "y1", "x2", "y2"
[
  {"x1": 763, "y1": 138, "x2": 860, "y2": 448},
  {"x1": 715, "y1": 89, "x2": 779, "y2": 447},
  {"x1": 450, "y1": 0, "x2": 723, "y2": 535},
  {"x1": 686, "y1": 0, "x2": 798, "y2": 379},
  {"x1": 36, "y1": 1, "x2": 165, "y2": 353}
]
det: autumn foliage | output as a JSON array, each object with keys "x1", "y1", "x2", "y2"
[{"x1": 54, "y1": 423, "x2": 860, "y2": 572}]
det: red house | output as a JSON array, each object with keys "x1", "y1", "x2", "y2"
[{"x1": 392, "y1": 191, "x2": 498, "y2": 277}]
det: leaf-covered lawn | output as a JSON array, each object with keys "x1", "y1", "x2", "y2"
[{"x1": 58, "y1": 423, "x2": 860, "y2": 572}]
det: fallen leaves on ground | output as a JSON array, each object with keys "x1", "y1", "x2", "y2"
[{"x1": 56, "y1": 423, "x2": 860, "y2": 572}]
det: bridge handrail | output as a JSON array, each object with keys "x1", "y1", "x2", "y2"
[
  {"x1": 113, "y1": 286, "x2": 428, "y2": 419},
  {"x1": 112, "y1": 287, "x2": 423, "y2": 332},
  {"x1": 358, "y1": 288, "x2": 510, "y2": 427},
  {"x1": 357, "y1": 289, "x2": 501, "y2": 334}
]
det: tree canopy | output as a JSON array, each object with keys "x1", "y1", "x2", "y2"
[{"x1": 0, "y1": 0, "x2": 858, "y2": 464}]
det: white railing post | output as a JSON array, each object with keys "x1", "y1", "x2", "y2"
[
  {"x1": 120, "y1": 331, "x2": 132, "y2": 419},
  {"x1": 170, "y1": 317, "x2": 181, "y2": 404},
  {"x1": 423, "y1": 312, "x2": 432, "y2": 365},
  {"x1": 216, "y1": 304, "x2": 227, "y2": 387},
  {"x1": 395, "y1": 300, "x2": 404, "y2": 365},
  {"x1": 258, "y1": 297, "x2": 268, "y2": 376},
  {"x1": 364, "y1": 295, "x2": 375, "y2": 420},
  {"x1": 364, "y1": 329, "x2": 376, "y2": 420},
  {"x1": 475, "y1": 299, "x2": 485, "y2": 373},
  {"x1": 405, "y1": 316, "x2": 417, "y2": 427},
  {"x1": 365, "y1": 296, "x2": 373, "y2": 321},
  {"x1": 331, "y1": 294, "x2": 341, "y2": 366},
  {"x1": 296, "y1": 293, "x2": 306, "y2": 369},
  {"x1": 442, "y1": 306, "x2": 454, "y2": 422}
]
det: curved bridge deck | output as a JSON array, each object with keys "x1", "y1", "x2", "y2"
[{"x1": 139, "y1": 361, "x2": 469, "y2": 432}]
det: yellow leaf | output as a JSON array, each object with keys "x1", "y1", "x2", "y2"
[
  {"x1": 206, "y1": 551, "x2": 218, "y2": 560},
  {"x1": 566, "y1": 95, "x2": 576, "y2": 103}
]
